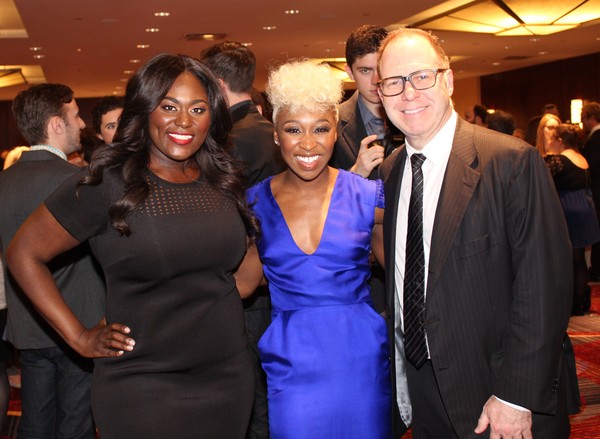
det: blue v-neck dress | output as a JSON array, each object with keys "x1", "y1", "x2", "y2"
[{"x1": 247, "y1": 170, "x2": 392, "y2": 439}]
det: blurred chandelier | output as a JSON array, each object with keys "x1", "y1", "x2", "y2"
[
  {"x1": 404, "y1": 0, "x2": 600, "y2": 36},
  {"x1": 0, "y1": 68, "x2": 26, "y2": 88}
]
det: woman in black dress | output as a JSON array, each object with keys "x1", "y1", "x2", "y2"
[
  {"x1": 6, "y1": 54, "x2": 258, "y2": 438},
  {"x1": 544, "y1": 123, "x2": 600, "y2": 315}
]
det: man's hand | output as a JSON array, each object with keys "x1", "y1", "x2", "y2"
[
  {"x1": 474, "y1": 396, "x2": 532, "y2": 438},
  {"x1": 349, "y1": 134, "x2": 385, "y2": 178}
]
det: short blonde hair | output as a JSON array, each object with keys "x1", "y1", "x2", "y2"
[{"x1": 266, "y1": 59, "x2": 343, "y2": 124}]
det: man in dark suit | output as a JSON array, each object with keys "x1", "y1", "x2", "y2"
[
  {"x1": 200, "y1": 41, "x2": 283, "y2": 186},
  {"x1": 201, "y1": 41, "x2": 283, "y2": 439},
  {"x1": 581, "y1": 102, "x2": 600, "y2": 281},
  {"x1": 0, "y1": 83, "x2": 105, "y2": 439},
  {"x1": 378, "y1": 28, "x2": 572, "y2": 438},
  {"x1": 330, "y1": 25, "x2": 403, "y2": 181}
]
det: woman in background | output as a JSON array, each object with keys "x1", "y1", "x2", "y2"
[
  {"x1": 236, "y1": 60, "x2": 393, "y2": 438},
  {"x1": 536, "y1": 113, "x2": 561, "y2": 157},
  {"x1": 7, "y1": 54, "x2": 257, "y2": 438},
  {"x1": 544, "y1": 123, "x2": 600, "y2": 315}
]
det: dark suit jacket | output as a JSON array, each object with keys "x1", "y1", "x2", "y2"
[
  {"x1": 582, "y1": 129, "x2": 600, "y2": 213},
  {"x1": 380, "y1": 118, "x2": 572, "y2": 438},
  {"x1": 230, "y1": 100, "x2": 283, "y2": 187},
  {"x1": 0, "y1": 150, "x2": 105, "y2": 350},
  {"x1": 330, "y1": 91, "x2": 403, "y2": 181}
]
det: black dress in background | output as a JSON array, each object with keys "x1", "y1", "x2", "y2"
[
  {"x1": 545, "y1": 154, "x2": 600, "y2": 249},
  {"x1": 45, "y1": 168, "x2": 254, "y2": 439}
]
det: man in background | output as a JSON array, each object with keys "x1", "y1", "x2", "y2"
[
  {"x1": 0, "y1": 83, "x2": 105, "y2": 439},
  {"x1": 464, "y1": 103, "x2": 488, "y2": 126},
  {"x1": 581, "y1": 102, "x2": 600, "y2": 281},
  {"x1": 330, "y1": 24, "x2": 403, "y2": 181},
  {"x1": 200, "y1": 41, "x2": 283, "y2": 186}
]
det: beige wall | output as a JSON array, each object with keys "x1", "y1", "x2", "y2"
[{"x1": 453, "y1": 76, "x2": 481, "y2": 120}]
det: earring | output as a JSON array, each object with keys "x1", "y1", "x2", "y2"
[{"x1": 274, "y1": 139, "x2": 280, "y2": 146}]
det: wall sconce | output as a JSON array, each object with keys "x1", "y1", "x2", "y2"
[
  {"x1": 571, "y1": 99, "x2": 583, "y2": 126},
  {"x1": 0, "y1": 68, "x2": 27, "y2": 88},
  {"x1": 400, "y1": 0, "x2": 600, "y2": 36}
]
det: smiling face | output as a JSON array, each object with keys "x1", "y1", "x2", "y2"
[
  {"x1": 148, "y1": 71, "x2": 211, "y2": 169},
  {"x1": 275, "y1": 107, "x2": 337, "y2": 182},
  {"x1": 378, "y1": 35, "x2": 454, "y2": 150}
]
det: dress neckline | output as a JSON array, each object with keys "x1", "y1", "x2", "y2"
[{"x1": 267, "y1": 170, "x2": 341, "y2": 256}]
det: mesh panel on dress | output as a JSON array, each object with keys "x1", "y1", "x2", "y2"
[{"x1": 141, "y1": 178, "x2": 236, "y2": 216}]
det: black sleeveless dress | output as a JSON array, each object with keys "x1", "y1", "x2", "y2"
[{"x1": 45, "y1": 168, "x2": 254, "y2": 438}]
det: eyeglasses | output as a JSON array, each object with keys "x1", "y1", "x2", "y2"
[{"x1": 378, "y1": 68, "x2": 448, "y2": 97}]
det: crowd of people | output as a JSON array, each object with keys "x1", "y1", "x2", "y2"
[{"x1": 0, "y1": 23, "x2": 595, "y2": 439}]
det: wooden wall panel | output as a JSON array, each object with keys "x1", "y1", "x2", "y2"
[{"x1": 481, "y1": 52, "x2": 600, "y2": 130}]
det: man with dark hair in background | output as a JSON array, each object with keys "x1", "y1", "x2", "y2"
[
  {"x1": 200, "y1": 41, "x2": 283, "y2": 186},
  {"x1": 0, "y1": 83, "x2": 105, "y2": 439},
  {"x1": 200, "y1": 41, "x2": 283, "y2": 439},
  {"x1": 464, "y1": 103, "x2": 488, "y2": 126},
  {"x1": 581, "y1": 102, "x2": 600, "y2": 281},
  {"x1": 330, "y1": 24, "x2": 403, "y2": 181},
  {"x1": 486, "y1": 110, "x2": 516, "y2": 136}
]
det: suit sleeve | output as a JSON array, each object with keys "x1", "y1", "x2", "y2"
[{"x1": 493, "y1": 146, "x2": 572, "y2": 413}]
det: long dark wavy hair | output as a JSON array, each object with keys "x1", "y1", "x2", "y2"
[{"x1": 80, "y1": 53, "x2": 259, "y2": 240}]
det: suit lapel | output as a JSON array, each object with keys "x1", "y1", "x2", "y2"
[
  {"x1": 426, "y1": 119, "x2": 481, "y2": 298},
  {"x1": 339, "y1": 92, "x2": 367, "y2": 157}
]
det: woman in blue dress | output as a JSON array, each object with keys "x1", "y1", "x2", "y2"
[{"x1": 235, "y1": 60, "x2": 392, "y2": 438}]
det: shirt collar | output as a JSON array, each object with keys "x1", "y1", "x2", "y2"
[{"x1": 29, "y1": 144, "x2": 68, "y2": 161}]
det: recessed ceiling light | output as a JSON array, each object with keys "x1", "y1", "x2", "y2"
[
  {"x1": 120, "y1": 78, "x2": 128, "y2": 82},
  {"x1": 530, "y1": 37, "x2": 540, "y2": 42},
  {"x1": 538, "y1": 51, "x2": 548, "y2": 55},
  {"x1": 284, "y1": 10, "x2": 300, "y2": 15},
  {"x1": 137, "y1": 44, "x2": 150, "y2": 49},
  {"x1": 33, "y1": 54, "x2": 45, "y2": 59},
  {"x1": 129, "y1": 59, "x2": 141, "y2": 64},
  {"x1": 123, "y1": 70, "x2": 134, "y2": 74},
  {"x1": 154, "y1": 12, "x2": 170, "y2": 17},
  {"x1": 29, "y1": 46, "x2": 42, "y2": 52},
  {"x1": 241, "y1": 42, "x2": 253, "y2": 47},
  {"x1": 262, "y1": 26, "x2": 277, "y2": 31},
  {"x1": 76, "y1": 48, "x2": 82, "y2": 53},
  {"x1": 145, "y1": 28, "x2": 160, "y2": 33},
  {"x1": 492, "y1": 62, "x2": 501, "y2": 66}
]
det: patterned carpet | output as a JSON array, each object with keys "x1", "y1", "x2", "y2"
[
  {"x1": 3, "y1": 297, "x2": 600, "y2": 438},
  {"x1": 568, "y1": 285, "x2": 600, "y2": 438}
]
